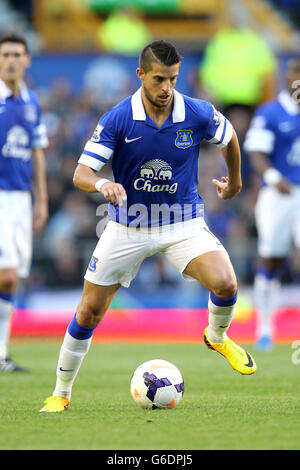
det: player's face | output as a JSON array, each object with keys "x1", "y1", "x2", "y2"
[
  {"x1": 137, "y1": 62, "x2": 180, "y2": 110},
  {"x1": 0, "y1": 42, "x2": 30, "y2": 84}
]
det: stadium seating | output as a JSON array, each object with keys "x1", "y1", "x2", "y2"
[
  {"x1": 32, "y1": 0, "x2": 299, "y2": 52},
  {"x1": 32, "y1": 0, "x2": 226, "y2": 51}
]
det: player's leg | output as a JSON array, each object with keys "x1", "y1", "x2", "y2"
[
  {"x1": 162, "y1": 219, "x2": 255, "y2": 374},
  {"x1": 254, "y1": 257, "x2": 285, "y2": 350},
  {"x1": 0, "y1": 268, "x2": 18, "y2": 370},
  {"x1": 41, "y1": 221, "x2": 153, "y2": 411},
  {"x1": 53, "y1": 280, "x2": 120, "y2": 399},
  {"x1": 40, "y1": 280, "x2": 120, "y2": 412},
  {"x1": 0, "y1": 191, "x2": 33, "y2": 371},
  {"x1": 183, "y1": 250, "x2": 238, "y2": 342},
  {"x1": 183, "y1": 251, "x2": 256, "y2": 375},
  {"x1": 253, "y1": 186, "x2": 292, "y2": 350}
]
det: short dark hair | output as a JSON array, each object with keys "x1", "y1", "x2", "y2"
[
  {"x1": 139, "y1": 40, "x2": 182, "y2": 72},
  {"x1": 0, "y1": 33, "x2": 29, "y2": 54}
]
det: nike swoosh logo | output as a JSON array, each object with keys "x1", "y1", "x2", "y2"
[
  {"x1": 125, "y1": 136, "x2": 142, "y2": 143},
  {"x1": 59, "y1": 367, "x2": 74, "y2": 372},
  {"x1": 244, "y1": 352, "x2": 254, "y2": 368}
]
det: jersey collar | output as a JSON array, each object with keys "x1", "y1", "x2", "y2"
[
  {"x1": 0, "y1": 78, "x2": 30, "y2": 103},
  {"x1": 131, "y1": 87, "x2": 185, "y2": 123},
  {"x1": 278, "y1": 89, "x2": 300, "y2": 115}
]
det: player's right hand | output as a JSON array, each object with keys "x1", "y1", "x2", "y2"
[{"x1": 100, "y1": 182, "x2": 127, "y2": 206}]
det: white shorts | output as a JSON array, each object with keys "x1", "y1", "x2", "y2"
[
  {"x1": 84, "y1": 218, "x2": 226, "y2": 288},
  {"x1": 0, "y1": 190, "x2": 32, "y2": 278},
  {"x1": 255, "y1": 185, "x2": 300, "y2": 258}
]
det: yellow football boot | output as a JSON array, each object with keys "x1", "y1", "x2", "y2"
[
  {"x1": 204, "y1": 327, "x2": 257, "y2": 375},
  {"x1": 40, "y1": 396, "x2": 70, "y2": 412}
]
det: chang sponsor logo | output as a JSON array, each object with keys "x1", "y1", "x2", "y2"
[
  {"x1": 134, "y1": 159, "x2": 178, "y2": 194},
  {"x1": 2, "y1": 125, "x2": 31, "y2": 161}
]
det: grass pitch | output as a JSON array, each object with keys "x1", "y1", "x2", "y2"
[{"x1": 0, "y1": 341, "x2": 299, "y2": 450}]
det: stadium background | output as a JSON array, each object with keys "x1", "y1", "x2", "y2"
[{"x1": 2, "y1": 0, "x2": 300, "y2": 342}]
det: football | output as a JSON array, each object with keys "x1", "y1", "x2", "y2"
[{"x1": 130, "y1": 359, "x2": 184, "y2": 409}]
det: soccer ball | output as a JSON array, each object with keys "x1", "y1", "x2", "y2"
[{"x1": 130, "y1": 359, "x2": 184, "y2": 409}]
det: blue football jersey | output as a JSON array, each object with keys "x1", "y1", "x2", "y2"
[
  {"x1": 244, "y1": 89, "x2": 300, "y2": 184},
  {"x1": 0, "y1": 79, "x2": 48, "y2": 191},
  {"x1": 78, "y1": 87, "x2": 233, "y2": 227}
]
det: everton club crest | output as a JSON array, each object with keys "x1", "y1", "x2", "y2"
[{"x1": 175, "y1": 130, "x2": 193, "y2": 149}]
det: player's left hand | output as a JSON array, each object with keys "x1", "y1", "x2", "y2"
[
  {"x1": 33, "y1": 200, "x2": 48, "y2": 231},
  {"x1": 212, "y1": 176, "x2": 242, "y2": 199}
]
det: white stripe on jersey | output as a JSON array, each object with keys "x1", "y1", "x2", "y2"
[
  {"x1": 32, "y1": 123, "x2": 48, "y2": 148},
  {"x1": 84, "y1": 141, "x2": 114, "y2": 159},
  {"x1": 214, "y1": 113, "x2": 226, "y2": 143},
  {"x1": 78, "y1": 154, "x2": 106, "y2": 171},
  {"x1": 215, "y1": 119, "x2": 233, "y2": 148},
  {"x1": 207, "y1": 117, "x2": 233, "y2": 148}
]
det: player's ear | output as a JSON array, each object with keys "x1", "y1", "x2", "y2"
[{"x1": 136, "y1": 67, "x2": 145, "y2": 81}]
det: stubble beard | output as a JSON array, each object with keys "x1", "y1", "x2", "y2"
[{"x1": 143, "y1": 85, "x2": 172, "y2": 111}]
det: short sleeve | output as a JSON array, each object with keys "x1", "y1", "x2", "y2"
[
  {"x1": 203, "y1": 104, "x2": 233, "y2": 148},
  {"x1": 243, "y1": 109, "x2": 275, "y2": 154},
  {"x1": 78, "y1": 110, "x2": 116, "y2": 171},
  {"x1": 32, "y1": 101, "x2": 48, "y2": 149}
]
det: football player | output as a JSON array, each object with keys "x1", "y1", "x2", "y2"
[
  {"x1": 244, "y1": 57, "x2": 300, "y2": 350},
  {"x1": 0, "y1": 34, "x2": 48, "y2": 371},
  {"x1": 40, "y1": 40, "x2": 256, "y2": 412}
]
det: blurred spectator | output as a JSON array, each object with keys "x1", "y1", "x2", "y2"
[
  {"x1": 97, "y1": 7, "x2": 152, "y2": 56},
  {"x1": 83, "y1": 56, "x2": 135, "y2": 108},
  {"x1": 197, "y1": 24, "x2": 278, "y2": 195},
  {"x1": 198, "y1": 26, "x2": 277, "y2": 110}
]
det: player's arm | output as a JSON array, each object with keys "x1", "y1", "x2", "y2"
[
  {"x1": 244, "y1": 111, "x2": 292, "y2": 194},
  {"x1": 203, "y1": 104, "x2": 241, "y2": 199},
  {"x1": 75, "y1": 113, "x2": 127, "y2": 206},
  {"x1": 73, "y1": 163, "x2": 127, "y2": 207},
  {"x1": 212, "y1": 129, "x2": 242, "y2": 200},
  {"x1": 32, "y1": 147, "x2": 48, "y2": 231},
  {"x1": 248, "y1": 151, "x2": 292, "y2": 194}
]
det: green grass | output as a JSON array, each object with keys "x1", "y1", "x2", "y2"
[{"x1": 0, "y1": 341, "x2": 299, "y2": 450}]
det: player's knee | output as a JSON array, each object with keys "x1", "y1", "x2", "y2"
[
  {"x1": 76, "y1": 297, "x2": 107, "y2": 327},
  {"x1": 212, "y1": 277, "x2": 237, "y2": 299}
]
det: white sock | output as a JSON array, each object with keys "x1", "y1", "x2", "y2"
[
  {"x1": 253, "y1": 272, "x2": 280, "y2": 339},
  {"x1": 53, "y1": 330, "x2": 92, "y2": 400},
  {"x1": 206, "y1": 295, "x2": 236, "y2": 343},
  {"x1": 0, "y1": 297, "x2": 14, "y2": 360}
]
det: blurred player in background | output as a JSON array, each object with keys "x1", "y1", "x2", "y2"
[
  {"x1": 0, "y1": 34, "x2": 48, "y2": 371},
  {"x1": 40, "y1": 40, "x2": 256, "y2": 412},
  {"x1": 244, "y1": 57, "x2": 300, "y2": 350}
]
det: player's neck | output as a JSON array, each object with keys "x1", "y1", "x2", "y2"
[
  {"x1": 141, "y1": 90, "x2": 174, "y2": 128},
  {"x1": 1, "y1": 77, "x2": 22, "y2": 98}
]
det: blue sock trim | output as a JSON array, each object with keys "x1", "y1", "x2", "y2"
[
  {"x1": 68, "y1": 314, "x2": 96, "y2": 340},
  {"x1": 210, "y1": 291, "x2": 238, "y2": 307},
  {"x1": 0, "y1": 291, "x2": 13, "y2": 302}
]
